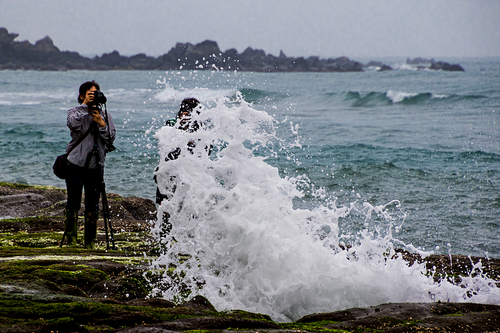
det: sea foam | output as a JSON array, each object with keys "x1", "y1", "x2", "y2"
[{"x1": 148, "y1": 93, "x2": 500, "y2": 322}]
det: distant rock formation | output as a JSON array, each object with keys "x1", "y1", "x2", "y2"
[
  {"x1": 378, "y1": 64, "x2": 393, "y2": 71},
  {"x1": 0, "y1": 28, "x2": 465, "y2": 72},
  {"x1": 407, "y1": 57, "x2": 464, "y2": 71},
  {"x1": 0, "y1": 27, "x2": 363, "y2": 72},
  {"x1": 0, "y1": 27, "x2": 92, "y2": 70},
  {"x1": 406, "y1": 57, "x2": 435, "y2": 64},
  {"x1": 429, "y1": 61, "x2": 465, "y2": 71},
  {"x1": 364, "y1": 60, "x2": 393, "y2": 71}
]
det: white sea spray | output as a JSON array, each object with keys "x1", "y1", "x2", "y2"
[{"x1": 146, "y1": 93, "x2": 500, "y2": 322}]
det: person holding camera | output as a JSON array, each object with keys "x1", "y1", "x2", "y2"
[
  {"x1": 63, "y1": 80, "x2": 116, "y2": 249},
  {"x1": 154, "y1": 97, "x2": 214, "y2": 234},
  {"x1": 155, "y1": 97, "x2": 205, "y2": 205}
]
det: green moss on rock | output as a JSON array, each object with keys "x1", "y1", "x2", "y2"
[
  {"x1": 0, "y1": 260, "x2": 109, "y2": 293},
  {"x1": 0, "y1": 182, "x2": 63, "y2": 191},
  {"x1": 0, "y1": 231, "x2": 63, "y2": 247}
]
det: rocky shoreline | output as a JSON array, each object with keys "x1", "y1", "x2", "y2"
[
  {"x1": 1, "y1": 27, "x2": 465, "y2": 72},
  {"x1": 0, "y1": 181, "x2": 498, "y2": 332}
]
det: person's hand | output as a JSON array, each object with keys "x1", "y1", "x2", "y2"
[{"x1": 92, "y1": 110, "x2": 106, "y2": 127}]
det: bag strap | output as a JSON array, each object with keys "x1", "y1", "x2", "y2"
[{"x1": 66, "y1": 122, "x2": 96, "y2": 155}]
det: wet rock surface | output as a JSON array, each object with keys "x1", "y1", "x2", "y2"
[
  {"x1": 0, "y1": 182, "x2": 499, "y2": 332},
  {"x1": 406, "y1": 57, "x2": 465, "y2": 71},
  {"x1": 303, "y1": 303, "x2": 500, "y2": 332},
  {"x1": 0, "y1": 182, "x2": 155, "y2": 232}
]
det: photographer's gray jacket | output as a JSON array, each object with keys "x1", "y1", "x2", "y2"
[{"x1": 66, "y1": 104, "x2": 116, "y2": 169}]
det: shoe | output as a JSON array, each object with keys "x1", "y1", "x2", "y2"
[
  {"x1": 63, "y1": 209, "x2": 79, "y2": 246},
  {"x1": 84, "y1": 211, "x2": 99, "y2": 249}
]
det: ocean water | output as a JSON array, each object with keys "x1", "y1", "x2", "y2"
[{"x1": 1, "y1": 58, "x2": 499, "y2": 320}]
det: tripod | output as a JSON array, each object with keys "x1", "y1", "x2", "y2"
[
  {"x1": 90, "y1": 139, "x2": 117, "y2": 250},
  {"x1": 98, "y1": 162, "x2": 116, "y2": 250}
]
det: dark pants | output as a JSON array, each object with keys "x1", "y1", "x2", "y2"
[{"x1": 65, "y1": 163, "x2": 102, "y2": 212}]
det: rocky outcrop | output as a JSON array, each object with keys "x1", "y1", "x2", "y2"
[
  {"x1": 0, "y1": 27, "x2": 364, "y2": 72},
  {"x1": 406, "y1": 57, "x2": 436, "y2": 64},
  {"x1": 365, "y1": 58, "x2": 465, "y2": 72},
  {"x1": 299, "y1": 303, "x2": 500, "y2": 332},
  {"x1": 0, "y1": 181, "x2": 499, "y2": 332},
  {"x1": 0, "y1": 182, "x2": 156, "y2": 232},
  {"x1": 429, "y1": 61, "x2": 465, "y2": 71},
  {"x1": 1, "y1": 27, "x2": 467, "y2": 73},
  {"x1": 0, "y1": 27, "x2": 93, "y2": 70},
  {"x1": 364, "y1": 60, "x2": 394, "y2": 71},
  {"x1": 407, "y1": 57, "x2": 465, "y2": 71}
]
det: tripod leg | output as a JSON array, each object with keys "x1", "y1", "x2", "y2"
[
  {"x1": 60, "y1": 230, "x2": 66, "y2": 247},
  {"x1": 108, "y1": 217, "x2": 116, "y2": 250},
  {"x1": 101, "y1": 182, "x2": 116, "y2": 250},
  {"x1": 101, "y1": 190, "x2": 110, "y2": 250}
]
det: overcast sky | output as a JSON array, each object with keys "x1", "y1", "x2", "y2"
[{"x1": 1, "y1": 0, "x2": 499, "y2": 59}]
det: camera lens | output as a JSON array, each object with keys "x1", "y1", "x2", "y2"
[{"x1": 93, "y1": 91, "x2": 107, "y2": 104}]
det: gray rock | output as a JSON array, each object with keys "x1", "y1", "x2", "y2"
[
  {"x1": 407, "y1": 57, "x2": 435, "y2": 64},
  {"x1": 88, "y1": 277, "x2": 147, "y2": 301},
  {"x1": 117, "y1": 328, "x2": 181, "y2": 333},
  {"x1": 430, "y1": 61, "x2": 465, "y2": 71},
  {"x1": 0, "y1": 27, "x2": 365, "y2": 72},
  {"x1": 379, "y1": 64, "x2": 393, "y2": 71},
  {"x1": 155, "y1": 317, "x2": 279, "y2": 331},
  {"x1": 0, "y1": 193, "x2": 52, "y2": 217},
  {"x1": 33, "y1": 36, "x2": 60, "y2": 53},
  {"x1": 179, "y1": 295, "x2": 216, "y2": 311},
  {"x1": 0, "y1": 27, "x2": 18, "y2": 45},
  {"x1": 297, "y1": 302, "x2": 500, "y2": 332},
  {"x1": 0, "y1": 183, "x2": 156, "y2": 233}
]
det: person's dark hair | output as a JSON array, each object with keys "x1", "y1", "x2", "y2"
[
  {"x1": 78, "y1": 80, "x2": 100, "y2": 104},
  {"x1": 177, "y1": 97, "x2": 200, "y2": 118}
]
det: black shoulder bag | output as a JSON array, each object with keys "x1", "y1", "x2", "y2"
[{"x1": 53, "y1": 124, "x2": 94, "y2": 179}]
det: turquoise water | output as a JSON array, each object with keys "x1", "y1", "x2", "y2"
[{"x1": 1, "y1": 58, "x2": 499, "y2": 259}]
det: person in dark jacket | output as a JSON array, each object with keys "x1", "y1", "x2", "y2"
[
  {"x1": 63, "y1": 80, "x2": 116, "y2": 248},
  {"x1": 155, "y1": 97, "x2": 202, "y2": 205}
]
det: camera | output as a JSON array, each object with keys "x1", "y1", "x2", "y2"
[
  {"x1": 89, "y1": 90, "x2": 107, "y2": 111},
  {"x1": 89, "y1": 90, "x2": 116, "y2": 153},
  {"x1": 93, "y1": 90, "x2": 107, "y2": 104}
]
